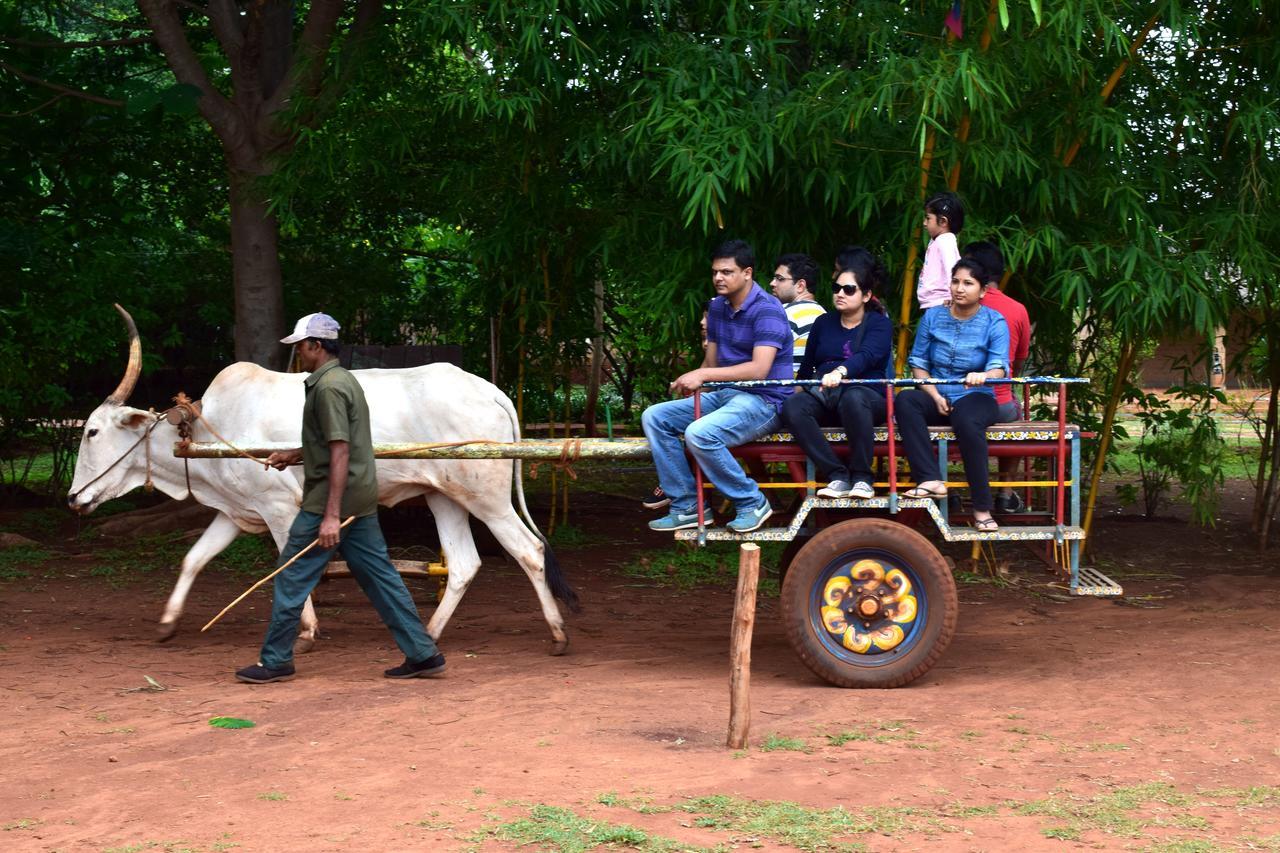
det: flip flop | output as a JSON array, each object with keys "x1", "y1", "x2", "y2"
[
  {"x1": 973, "y1": 517, "x2": 1000, "y2": 531},
  {"x1": 903, "y1": 484, "x2": 948, "y2": 498}
]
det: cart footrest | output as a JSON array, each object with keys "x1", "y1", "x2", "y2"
[
  {"x1": 937, "y1": 524, "x2": 1086, "y2": 542},
  {"x1": 1071, "y1": 566, "x2": 1123, "y2": 596}
]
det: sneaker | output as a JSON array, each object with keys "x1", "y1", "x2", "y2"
[
  {"x1": 849, "y1": 481, "x2": 876, "y2": 499},
  {"x1": 727, "y1": 501, "x2": 773, "y2": 533},
  {"x1": 235, "y1": 662, "x2": 296, "y2": 684},
  {"x1": 385, "y1": 652, "x2": 447, "y2": 679},
  {"x1": 641, "y1": 485, "x2": 671, "y2": 510},
  {"x1": 994, "y1": 491, "x2": 1025, "y2": 514},
  {"x1": 649, "y1": 507, "x2": 712, "y2": 531},
  {"x1": 817, "y1": 479, "x2": 853, "y2": 499}
]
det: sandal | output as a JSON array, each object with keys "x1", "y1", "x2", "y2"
[
  {"x1": 903, "y1": 483, "x2": 948, "y2": 498},
  {"x1": 973, "y1": 517, "x2": 1000, "y2": 532}
]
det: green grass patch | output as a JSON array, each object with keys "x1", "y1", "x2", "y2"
[
  {"x1": 620, "y1": 540, "x2": 784, "y2": 593},
  {"x1": 758, "y1": 732, "x2": 810, "y2": 753},
  {"x1": 2, "y1": 818, "x2": 37, "y2": 831},
  {"x1": 0, "y1": 451, "x2": 57, "y2": 486},
  {"x1": 823, "y1": 721, "x2": 923, "y2": 747},
  {"x1": 89, "y1": 533, "x2": 191, "y2": 584},
  {"x1": 1199, "y1": 785, "x2": 1280, "y2": 807},
  {"x1": 482, "y1": 804, "x2": 713, "y2": 852},
  {"x1": 0, "y1": 545, "x2": 51, "y2": 580},
  {"x1": 1016, "y1": 782, "x2": 1195, "y2": 839},
  {"x1": 208, "y1": 535, "x2": 275, "y2": 577},
  {"x1": 676, "y1": 795, "x2": 934, "y2": 850},
  {"x1": 1109, "y1": 433, "x2": 1261, "y2": 480},
  {"x1": 547, "y1": 523, "x2": 605, "y2": 548},
  {"x1": 256, "y1": 791, "x2": 287, "y2": 802},
  {"x1": 1143, "y1": 840, "x2": 1218, "y2": 853}
]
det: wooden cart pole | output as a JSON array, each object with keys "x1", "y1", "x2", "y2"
[{"x1": 727, "y1": 543, "x2": 761, "y2": 749}]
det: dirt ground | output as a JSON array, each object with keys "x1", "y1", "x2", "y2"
[{"x1": 2, "y1": 482, "x2": 1279, "y2": 852}]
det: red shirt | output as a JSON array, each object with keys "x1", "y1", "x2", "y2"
[{"x1": 981, "y1": 288, "x2": 1031, "y2": 406}]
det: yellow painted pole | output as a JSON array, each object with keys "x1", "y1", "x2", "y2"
[{"x1": 1082, "y1": 340, "x2": 1138, "y2": 543}]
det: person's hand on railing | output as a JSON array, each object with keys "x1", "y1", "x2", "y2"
[
  {"x1": 820, "y1": 369, "x2": 844, "y2": 389},
  {"x1": 963, "y1": 371, "x2": 988, "y2": 387},
  {"x1": 670, "y1": 369, "x2": 707, "y2": 396}
]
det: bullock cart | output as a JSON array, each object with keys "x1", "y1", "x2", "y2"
[{"x1": 177, "y1": 376, "x2": 1118, "y2": 689}]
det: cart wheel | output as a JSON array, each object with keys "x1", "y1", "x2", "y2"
[{"x1": 781, "y1": 518, "x2": 957, "y2": 688}]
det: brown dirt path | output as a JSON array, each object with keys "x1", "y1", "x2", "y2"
[{"x1": 1, "y1": 491, "x2": 1278, "y2": 851}]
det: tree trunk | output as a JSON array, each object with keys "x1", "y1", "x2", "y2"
[
  {"x1": 583, "y1": 275, "x2": 606, "y2": 436},
  {"x1": 229, "y1": 171, "x2": 286, "y2": 369}
]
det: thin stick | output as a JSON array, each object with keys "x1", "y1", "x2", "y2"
[
  {"x1": 201, "y1": 516, "x2": 355, "y2": 632},
  {"x1": 727, "y1": 543, "x2": 761, "y2": 749}
]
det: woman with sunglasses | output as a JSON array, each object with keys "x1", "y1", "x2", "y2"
[
  {"x1": 896, "y1": 257, "x2": 1009, "y2": 530},
  {"x1": 781, "y1": 247, "x2": 893, "y2": 499}
]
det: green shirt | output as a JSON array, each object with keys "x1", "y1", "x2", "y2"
[{"x1": 300, "y1": 359, "x2": 379, "y2": 518}]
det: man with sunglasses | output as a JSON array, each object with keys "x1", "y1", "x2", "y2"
[{"x1": 642, "y1": 239, "x2": 792, "y2": 533}]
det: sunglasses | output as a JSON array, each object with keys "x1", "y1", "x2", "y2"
[{"x1": 831, "y1": 283, "x2": 861, "y2": 296}]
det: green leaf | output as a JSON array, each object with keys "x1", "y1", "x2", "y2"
[
  {"x1": 997, "y1": 0, "x2": 1010, "y2": 30},
  {"x1": 160, "y1": 83, "x2": 202, "y2": 116},
  {"x1": 209, "y1": 716, "x2": 256, "y2": 729},
  {"x1": 1029, "y1": 0, "x2": 1042, "y2": 26}
]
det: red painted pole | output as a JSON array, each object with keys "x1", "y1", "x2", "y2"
[
  {"x1": 1055, "y1": 383, "x2": 1068, "y2": 526},
  {"x1": 885, "y1": 382, "x2": 898, "y2": 499},
  {"x1": 694, "y1": 391, "x2": 706, "y2": 529}
]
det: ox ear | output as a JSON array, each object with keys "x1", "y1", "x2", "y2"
[{"x1": 117, "y1": 410, "x2": 152, "y2": 430}]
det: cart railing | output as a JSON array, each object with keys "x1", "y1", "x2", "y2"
[{"x1": 692, "y1": 376, "x2": 1088, "y2": 526}]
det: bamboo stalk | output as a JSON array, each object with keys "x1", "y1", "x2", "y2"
[
  {"x1": 201, "y1": 516, "x2": 356, "y2": 632},
  {"x1": 1082, "y1": 340, "x2": 1138, "y2": 543},
  {"x1": 176, "y1": 439, "x2": 655, "y2": 460},
  {"x1": 1062, "y1": 7, "x2": 1161, "y2": 167},
  {"x1": 727, "y1": 543, "x2": 760, "y2": 750}
]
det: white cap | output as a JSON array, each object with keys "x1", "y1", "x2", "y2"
[{"x1": 280, "y1": 312, "x2": 341, "y2": 344}]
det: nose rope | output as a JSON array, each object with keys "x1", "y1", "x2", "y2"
[{"x1": 68, "y1": 411, "x2": 166, "y2": 502}]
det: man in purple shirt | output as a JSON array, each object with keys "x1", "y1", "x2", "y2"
[{"x1": 642, "y1": 240, "x2": 792, "y2": 533}]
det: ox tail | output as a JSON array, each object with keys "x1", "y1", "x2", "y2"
[{"x1": 497, "y1": 394, "x2": 581, "y2": 614}]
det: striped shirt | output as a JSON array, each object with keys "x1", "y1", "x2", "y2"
[
  {"x1": 707, "y1": 284, "x2": 793, "y2": 410},
  {"x1": 784, "y1": 298, "x2": 826, "y2": 376}
]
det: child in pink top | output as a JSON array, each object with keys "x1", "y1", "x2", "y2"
[{"x1": 917, "y1": 192, "x2": 964, "y2": 309}]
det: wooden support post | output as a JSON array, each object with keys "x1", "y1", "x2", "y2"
[{"x1": 727, "y1": 543, "x2": 761, "y2": 750}]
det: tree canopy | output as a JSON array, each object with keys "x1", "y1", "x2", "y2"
[{"x1": 3, "y1": 0, "x2": 1278, "y2": 537}]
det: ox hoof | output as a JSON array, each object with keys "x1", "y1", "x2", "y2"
[
  {"x1": 295, "y1": 635, "x2": 317, "y2": 655},
  {"x1": 550, "y1": 637, "x2": 569, "y2": 656},
  {"x1": 156, "y1": 623, "x2": 178, "y2": 643}
]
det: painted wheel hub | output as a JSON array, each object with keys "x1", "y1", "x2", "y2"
[{"x1": 816, "y1": 556, "x2": 923, "y2": 659}]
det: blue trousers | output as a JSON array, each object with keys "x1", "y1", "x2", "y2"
[
  {"x1": 641, "y1": 389, "x2": 780, "y2": 514},
  {"x1": 259, "y1": 511, "x2": 438, "y2": 669}
]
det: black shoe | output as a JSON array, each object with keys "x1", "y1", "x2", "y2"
[
  {"x1": 384, "y1": 652, "x2": 447, "y2": 679},
  {"x1": 235, "y1": 662, "x2": 296, "y2": 684},
  {"x1": 994, "y1": 491, "x2": 1025, "y2": 514},
  {"x1": 641, "y1": 485, "x2": 671, "y2": 510},
  {"x1": 947, "y1": 493, "x2": 963, "y2": 515}
]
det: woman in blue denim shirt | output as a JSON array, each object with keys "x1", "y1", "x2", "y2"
[{"x1": 896, "y1": 257, "x2": 1010, "y2": 530}]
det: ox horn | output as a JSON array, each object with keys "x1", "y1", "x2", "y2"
[{"x1": 105, "y1": 303, "x2": 142, "y2": 405}]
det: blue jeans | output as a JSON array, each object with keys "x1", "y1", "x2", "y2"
[
  {"x1": 260, "y1": 511, "x2": 439, "y2": 669},
  {"x1": 641, "y1": 390, "x2": 781, "y2": 514}
]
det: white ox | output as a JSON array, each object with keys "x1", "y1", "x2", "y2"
[{"x1": 67, "y1": 307, "x2": 577, "y2": 654}]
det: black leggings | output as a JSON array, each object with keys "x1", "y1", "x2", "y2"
[
  {"x1": 894, "y1": 389, "x2": 999, "y2": 511},
  {"x1": 782, "y1": 385, "x2": 888, "y2": 485}
]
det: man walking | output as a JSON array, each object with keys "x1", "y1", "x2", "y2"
[
  {"x1": 234, "y1": 312, "x2": 445, "y2": 683},
  {"x1": 641, "y1": 240, "x2": 792, "y2": 533}
]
